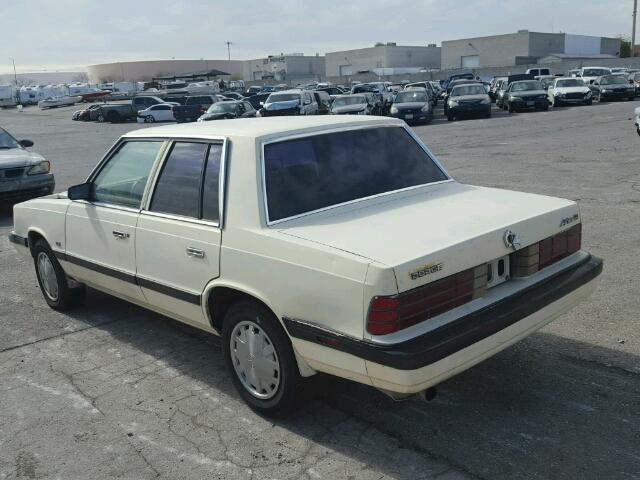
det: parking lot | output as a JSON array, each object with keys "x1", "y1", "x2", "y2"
[{"x1": 1, "y1": 101, "x2": 640, "y2": 480}]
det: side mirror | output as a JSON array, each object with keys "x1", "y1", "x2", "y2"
[
  {"x1": 19, "y1": 139, "x2": 34, "y2": 148},
  {"x1": 68, "y1": 183, "x2": 92, "y2": 201},
  {"x1": 259, "y1": 101, "x2": 264, "y2": 106}
]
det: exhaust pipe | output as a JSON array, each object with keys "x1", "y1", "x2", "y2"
[{"x1": 419, "y1": 387, "x2": 438, "y2": 402}]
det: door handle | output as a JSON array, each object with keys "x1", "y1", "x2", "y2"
[
  {"x1": 186, "y1": 247, "x2": 205, "y2": 259},
  {"x1": 112, "y1": 230, "x2": 130, "y2": 240}
]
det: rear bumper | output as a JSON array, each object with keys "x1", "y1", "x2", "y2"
[
  {"x1": 285, "y1": 254, "x2": 602, "y2": 392},
  {"x1": 0, "y1": 174, "x2": 55, "y2": 202},
  {"x1": 448, "y1": 104, "x2": 491, "y2": 116}
]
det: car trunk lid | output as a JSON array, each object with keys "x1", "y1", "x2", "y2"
[{"x1": 277, "y1": 182, "x2": 579, "y2": 293}]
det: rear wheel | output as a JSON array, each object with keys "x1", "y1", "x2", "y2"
[
  {"x1": 33, "y1": 239, "x2": 85, "y2": 311},
  {"x1": 107, "y1": 111, "x2": 121, "y2": 123},
  {"x1": 222, "y1": 301, "x2": 301, "y2": 417},
  {"x1": 447, "y1": 114, "x2": 454, "y2": 121},
  {"x1": 508, "y1": 103, "x2": 515, "y2": 113}
]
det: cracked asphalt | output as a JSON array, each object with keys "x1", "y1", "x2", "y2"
[{"x1": 1, "y1": 101, "x2": 639, "y2": 480}]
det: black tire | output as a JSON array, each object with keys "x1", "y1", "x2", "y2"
[
  {"x1": 585, "y1": 99, "x2": 593, "y2": 106},
  {"x1": 553, "y1": 97, "x2": 561, "y2": 107},
  {"x1": 508, "y1": 103, "x2": 515, "y2": 113},
  {"x1": 447, "y1": 114, "x2": 453, "y2": 121},
  {"x1": 222, "y1": 300, "x2": 301, "y2": 417},
  {"x1": 146, "y1": 115, "x2": 155, "y2": 123},
  {"x1": 107, "y1": 111, "x2": 121, "y2": 123},
  {"x1": 637, "y1": 127, "x2": 640, "y2": 137},
  {"x1": 485, "y1": 110, "x2": 492, "y2": 118},
  {"x1": 33, "y1": 239, "x2": 85, "y2": 311},
  {"x1": 541, "y1": 104, "x2": 549, "y2": 111}
]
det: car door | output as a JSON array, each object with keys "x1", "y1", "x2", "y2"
[
  {"x1": 65, "y1": 140, "x2": 165, "y2": 303},
  {"x1": 155, "y1": 104, "x2": 173, "y2": 122},
  {"x1": 135, "y1": 140, "x2": 225, "y2": 328}
]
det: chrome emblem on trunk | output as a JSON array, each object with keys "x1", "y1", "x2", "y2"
[{"x1": 503, "y1": 230, "x2": 521, "y2": 251}]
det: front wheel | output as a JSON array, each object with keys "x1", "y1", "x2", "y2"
[
  {"x1": 145, "y1": 115, "x2": 155, "y2": 123},
  {"x1": 508, "y1": 103, "x2": 515, "y2": 113},
  {"x1": 222, "y1": 301, "x2": 301, "y2": 416},
  {"x1": 33, "y1": 239, "x2": 85, "y2": 311}
]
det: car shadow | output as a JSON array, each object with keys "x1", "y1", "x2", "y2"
[{"x1": 55, "y1": 290, "x2": 640, "y2": 480}]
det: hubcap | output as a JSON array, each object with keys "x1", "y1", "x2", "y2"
[
  {"x1": 37, "y1": 252, "x2": 59, "y2": 301},
  {"x1": 230, "y1": 320, "x2": 280, "y2": 400}
]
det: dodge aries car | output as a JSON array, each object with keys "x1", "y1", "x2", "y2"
[{"x1": 10, "y1": 117, "x2": 602, "y2": 415}]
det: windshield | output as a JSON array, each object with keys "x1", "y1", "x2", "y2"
[
  {"x1": 264, "y1": 127, "x2": 447, "y2": 222},
  {"x1": 207, "y1": 102, "x2": 237, "y2": 114},
  {"x1": 556, "y1": 79, "x2": 585, "y2": 88},
  {"x1": 394, "y1": 91, "x2": 428, "y2": 103},
  {"x1": 511, "y1": 81, "x2": 542, "y2": 92},
  {"x1": 267, "y1": 93, "x2": 300, "y2": 103},
  {"x1": 332, "y1": 95, "x2": 366, "y2": 107},
  {"x1": 601, "y1": 75, "x2": 628, "y2": 85},
  {"x1": 0, "y1": 128, "x2": 20, "y2": 149},
  {"x1": 583, "y1": 68, "x2": 610, "y2": 77},
  {"x1": 451, "y1": 85, "x2": 486, "y2": 96}
]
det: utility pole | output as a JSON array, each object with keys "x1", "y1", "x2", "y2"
[
  {"x1": 10, "y1": 58, "x2": 17, "y2": 85},
  {"x1": 633, "y1": 0, "x2": 638, "y2": 56},
  {"x1": 225, "y1": 41, "x2": 233, "y2": 61}
]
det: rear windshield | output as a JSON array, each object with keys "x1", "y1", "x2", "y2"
[
  {"x1": 267, "y1": 93, "x2": 300, "y2": 103},
  {"x1": 451, "y1": 85, "x2": 486, "y2": 96},
  {"x1": 263, "y1": 127, "x2": 447, "y2": 222},
  {"x1": 395, "y1": 91, "x2": 428, "y2": 103}
]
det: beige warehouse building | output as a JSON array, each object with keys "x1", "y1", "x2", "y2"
[{"x1": 87, "y1": 59, "x2": 244, "y2": 83}]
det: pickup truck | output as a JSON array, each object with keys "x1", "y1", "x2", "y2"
[
  {"x1": 9, "y1": 116, "x2": 602, "y2": 416},
  {"x1": 96, "y1": 96, "x2": 168, "y2": 123},
  {"x1": 172, "y1": 95, "x2": 219, "y2": 123}
]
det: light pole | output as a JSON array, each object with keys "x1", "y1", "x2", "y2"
[
  {"x1": 633, "y1": 0, "x2": 638, "y2": 56},
  {"x1": 10, "y1": 58, "x2": 17, "y2": 85},
  {"x1": 225, "y1": 41, "x2": 233, "y2": 61}
]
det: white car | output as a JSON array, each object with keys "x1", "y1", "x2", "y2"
[
  {"x1": 136, "y1": 103, "x2": 175, "y2": 123},
  {"x1": 548, "y1": 78, "x2": 593, "y2": 107},
  {"x1": 575, "y1": 66, "x2": 612, "y2": 85},
  {"x1": 9, "y1": 117, "x2": 603, "y2": 415}
]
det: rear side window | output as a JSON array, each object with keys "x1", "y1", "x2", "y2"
[
  {"x1": 149, "y1": 141, "x2": 223, "y2": 222},
  {"x1": 150, "y1": 142, "x2": 208, "y2": 218},
  {"x1": 264, "y1": 127, "x2": 447, "y2": 222}
]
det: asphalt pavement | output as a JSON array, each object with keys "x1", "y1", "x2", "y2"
[{"x1": 0, "y1": 100, "x2": 639, "y2": 480}]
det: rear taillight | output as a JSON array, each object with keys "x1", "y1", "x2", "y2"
[
  {"x1": 367, "y1": 223, "x2": 582, "y2": 336},
  {"x1": 367, "y1": 265, "x2": 487, "y2": 335},
  {"x1": 512, "y1": 223, "x2": 581, "y2": 275}
]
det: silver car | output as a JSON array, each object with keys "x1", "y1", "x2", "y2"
[{"x1": 0, "y1": 128, "x2": 54, "y2": 203}]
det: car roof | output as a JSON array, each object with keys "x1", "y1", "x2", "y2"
[{"x1": 124, "y1": 116, "x2": 405, "y2": 141}]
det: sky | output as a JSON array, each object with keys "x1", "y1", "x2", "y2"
[{"x1": 0, "y1": 0, "x2": 636, "y2": 74}]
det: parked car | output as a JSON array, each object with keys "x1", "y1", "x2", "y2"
[
  {"x1": 628, "y1": 72, "x2": 640, "y2": 97},
  {"x1": 489, "y1": 77, "x2": 507, "y2": 102},
  {"x1": 443, "y1": 79, "x2": 483, "y2": 115},
  {"x1": 72, "y1": 104, "x2": 102, "y2": 121},
  {"x1": 245, "y1": 86, "x2": 263, "y2": 96},
  {"x1": 494, "y1": 79, "x2": 508, "y2": 108},
  {"x1": 220, "y1": 91, "x2": 244, "y2": 100},
  {"x1": 389, "y1": 89, "x2": 433, "y2": 124},
  {"x1": 197, "y1": 101, "x2": 256, "y2": 121},
  {"x1": 446, "y1": 83, "x2": 492, "y2": 121},
  {"x1": 403, "y1": 82, "x2": 437, "y2": 106},
  {"x1": 311, "y1": 90, "x2": 332, "y2": 115},
  {"x1": 136, "y1": 104, "x2": 176, "y2": 123},
  {"x1": 0, "y1": 128, "x2": 54, "y2": 202},
  {"x1": 547, "y1": 78, "x2": 592, "y2": 107},
  {"x1": 575, "y1": 67, "x2": 612, "y2": 85},
  {"x1": 172, "y1": 95, "x2": 219, "y2": 123},
  {"x1": 329, "y1": 94, "x2": 374, "y2": 115},
  {"x1": 589, "y1": 75, "x2": 636, "y2": 102},
  {"x1": 9, "y1": 116, "x2": 603, "y2": 415},
  {"x1": 97, "y1": 96, "x2": 168, "y2": 123},
  {"x1": 352, "y1": 82, "x2": 394, "y2": 113},
  {"x1": 526, "y1": 68, "x2": 551, "y2": 77},
  {"x1": 245, "y1": 92, "x2": 271, "y2": 110},
  {"x1": 258, "y1": 90, "x2": 318, "y2": 117},
  {"x1": 502, "y1": 80, "x2": 549, "y2": 113},
  {"x1": 443, "y1": 72, "x2": 475, "y2": 89}
]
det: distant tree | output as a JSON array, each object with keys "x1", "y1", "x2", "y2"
[
  {"x1": 72, "y1": 72, "x2": 89, "y2": 83},
  {"x1": 616, "y1": 34, "x2": 631, "y2": 58}
]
